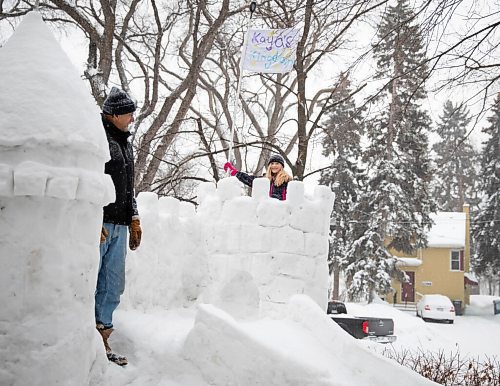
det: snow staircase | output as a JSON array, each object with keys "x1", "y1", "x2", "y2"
[{"x1": 393, "y1": 303, "x2": 417, "y2": 314}]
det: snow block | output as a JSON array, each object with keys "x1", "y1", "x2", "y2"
[
  {"x1": 76, "y1": 172, "x2": 103, "y2": 203},
  {"x1": 137, "y1": 191, "x2": 158, "y2": 212},
  {"x1": 101, "y1": 174, "x2": 116, "y2": 205},
  {"x1": 289, "y1": 200, "x2": 325, "y2": 234},
  {"x1": 13, "y1": 162, "x2": 48, "y2": 196},
  {"x1": 205, "y1": 254, "x2": 254, "y2": 292},
  {"x1": 256, "y1": 199, "x2": 290, "y2": 227},
  {"x1": 197, "y1": 181, "x2": 216, "y2": 204},
  {"x1": 271, "y1": 226, "x2": 305, "y2": 255},
  {"x1": 251, "y1": 253, "x2": 315, "y2": 289},
  {"x1": 217, "y1": 176, "x2": 242, "y2": 201},
  {"x1": 250, "y1": 253, "x2": 282, "y2": 286},
  {"x1": 251, "y1": 177, "x2": 269, "y2": 200},
  {"x1": 46, "y1": 176, "x2": 79, "y2": 200},
  {"x1": 197, "y1": 194, "x2": 222, "y2": 220},
  {"x1": 159, "y1": 196, "x2": 180, "y2": 217},
  {"x1": 239, "y1": 223, "x2": 272, "y2": 253},
  {"x1": 304, "y1": 232, "x2": 329, "y2": 257},
  {"x1": 286, "y1": 180, "x2": 305, "y2": 207},
  {"x1": 212, "y1": 271, "x2": 260, "y2": 320},
  {"x1": 207, "y1": 221, "x2": 230, "y2": 253},
  {"x1": 260, "y1": 275, "x2": 306, "y2": 304},
  {"x1": 221, "y1": 196, "x2": 258, "y2": 224},
  {"x1": 178, "y1": 216, "x2": 201, "y2": 254},
  {"x1": 225, "y1": 223, "x2": 242, "y2": 253},
  {"x1": 180, "y1": 201, "x2": 196, "y2": 218},
  {"x1": 75, "y1": 172, "x2": 115, "y2": 205},
  {"x1": 314, "y1": 185, "x2": 335, "y2": 208},
  {"x1": 0, "y1": 163, "x2": 13, "y2": 196}
]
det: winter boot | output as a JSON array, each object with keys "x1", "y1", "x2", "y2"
[{"x1": 96, "y1": 324, "x2": 128, "y2": 366}]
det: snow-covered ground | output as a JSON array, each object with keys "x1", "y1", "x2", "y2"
[{"x1": 97, "y1": 295, "x2": 499, "y2": 385}]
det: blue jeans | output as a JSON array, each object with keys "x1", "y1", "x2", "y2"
[{"x1": 95, "y1": 223, "x2": 128, "y2": 328}]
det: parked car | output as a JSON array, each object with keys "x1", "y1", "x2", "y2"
[
  {"x1": 416, "y1": 294, "x2": 456, "y2": 324},
  {"x1": 327, "y1": 301, "x2": 396, "y2": 343},
  {"x1": 327, "y1": 300, "x2": 347, "y2": 315}
]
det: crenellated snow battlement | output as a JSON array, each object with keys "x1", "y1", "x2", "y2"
[{"x1": 125, "y1": 176, "x2": 335, "y2": 318}]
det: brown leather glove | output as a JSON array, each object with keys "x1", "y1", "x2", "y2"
[
  {"x1": 100, "y1": 226, "x2": 109, "y2": 244},
  {"x1": 129, "y1": 218, "x2": 142, "y2": 250}
]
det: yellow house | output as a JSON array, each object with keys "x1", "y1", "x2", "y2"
[{"x1": 388, "y1": 205, "x2": 476, "y2": 313}]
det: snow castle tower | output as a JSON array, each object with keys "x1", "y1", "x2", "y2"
[{"x1": 0, "y1": 12, "x2": 114, "y2": 385}]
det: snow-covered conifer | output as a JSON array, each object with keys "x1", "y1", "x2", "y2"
[
  {"x1": 472, "y1": 94, "x2": 500, "y2": 287},
  {"x1": 431, "y1": 101, "x2": 480, "y2": 211},
  {"x1": 345, "y1": 0, "x2": 435, "y2": 302},
  {"x1": 319, "y1": 75, "x2": 366, "y2": 300}
]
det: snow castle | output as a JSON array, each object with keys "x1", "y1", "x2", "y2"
[
  {"x1": 0, "y1": 10, "x2": 335, "y2": 386},
  {"x1": 124, "y1": 177, "x2": 335, "y2": 319},
  {"x1": 0, "y1": 12, "x2": 114, "y2": 385},
  {"x1": 0, "y1": 12, "x2": 440, "y2": 386}
]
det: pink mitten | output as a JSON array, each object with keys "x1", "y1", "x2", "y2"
[{"x1": 223, "y1": 162, "x2": 238, "y2": 176}]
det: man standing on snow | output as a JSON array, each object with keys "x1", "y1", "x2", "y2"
[{"x1": 96, "y1": 87, "x2": 142, "y2": 366}]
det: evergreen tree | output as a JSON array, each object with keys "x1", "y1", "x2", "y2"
[
  {"x1": 319, "y1": 75, "x2": 365, "y2": 300},
  {"x1": 472, "y1": 94, "x2": 500, "y2": 288},
  {"x1": 345, "y1": 0, "x2": 435, "y2": 302},
  {"x1": 432, "y1": 101, "x2": 479, "y2": 211}
]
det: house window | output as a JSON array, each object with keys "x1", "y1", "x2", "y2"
[{"x1": 450, "y1": 250, "x2": 464, "y2": 271}]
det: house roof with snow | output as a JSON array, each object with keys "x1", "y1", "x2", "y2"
[
  {"x1": 395, "y1": 257, "x2": 423, "y2": 267},
  {"x1": 426, "y1": 212, "x2": 466, "y2": 248}
]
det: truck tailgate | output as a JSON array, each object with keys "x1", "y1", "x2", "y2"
[{"x1": 362, "y1": 317, "x2": 394, "y2": 336}]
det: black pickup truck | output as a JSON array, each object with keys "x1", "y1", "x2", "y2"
[{"x1": 327, "y1": 301, "x2": 397, "y2": 343}]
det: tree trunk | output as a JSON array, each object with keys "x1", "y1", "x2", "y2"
[
  {"x1": 293, "y1": 0, "x2": 313, "y2": 181},
  {"x1": 368, "y1": 286, "x2": 376, "y2": 304},
  {"x1": 332, "y1": 260, "x2": 340, "y2": 300},
  {"x1": 135, "y1": 0, "x2": 230, "y2": 191}
]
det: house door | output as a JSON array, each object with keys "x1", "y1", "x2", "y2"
[{"x1": 401, "y1": 271, "x2": 415, "y2": 303}]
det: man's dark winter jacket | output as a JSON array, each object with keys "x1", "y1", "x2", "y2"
[
  {"x1": 102, "y1": 115, "x2": 138, "y2": 225},
  {"x1": 235, "y1": 171, "x2": 288, "y2": 201}
]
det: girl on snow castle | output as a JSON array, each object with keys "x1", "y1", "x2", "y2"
[{"x1": 223, "y1": 154, "x2": 292, "y2": 201}]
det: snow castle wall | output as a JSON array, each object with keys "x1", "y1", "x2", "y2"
[
  {"x1": 125, "y1": 177, "x2": 334, "y2": 318},
  {"x1": 0, "y1": 12, "x2": 114, "y2": 386}
]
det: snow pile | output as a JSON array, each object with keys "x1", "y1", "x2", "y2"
[
  {"x1": 181, "y1": 295, "x2": 435, "y2": 385},
  {"x1": 0, "y1": 12, "x2": 114, "y2": 385},
  {"x1": 124, "y1": 177, "x2": 334, "y2": 318},
  {"x1": 466, "y1": 294, "x2": 500, "y2": 316}
]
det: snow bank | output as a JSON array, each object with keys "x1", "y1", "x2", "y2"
[
  {"x1": 124, "y1": 177, "x2": 334, "y2": 317},
  {"x1": 0, "y1": 12, "x2": 113, "y2": 385},
  {"x1": 182, "y1": 295, "x2": 435, "y2": 386},
  {"x1": 467, "y1": 294, "x2": 500, "y2": 316}
]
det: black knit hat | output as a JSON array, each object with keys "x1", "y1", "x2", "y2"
[
  {"x1": 102, "y1": 87, "x2": 137, "y2": 116},
  {"x1": 268, "y1": 154, "x2": 285, "y2": 167}
]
